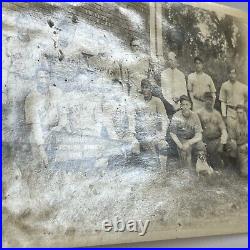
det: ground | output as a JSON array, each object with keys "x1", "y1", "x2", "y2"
[{"x1": 3, "y1": 142, "x2": 248, "y2": 247}]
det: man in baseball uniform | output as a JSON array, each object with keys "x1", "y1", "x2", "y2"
[
  {"x1": 197, "y1": 92, "x2": 228, "y2": 168},
  {"x1": 169, "y1": 95, "x2": 206, "y2": 168},
  {"x1": 188, "y1": 57, "x2": 216, "y2": 111},
  {"x1": 227, "y1": 105, "x2": 248, "y2": 177},
  {"x1": 135, "y1": 79, "x2": 169, "y2": 170},
  {"x1": 219, "y1": 67, "x2": 248, "y2": 139},
  {"x1": 120, "y1": 38, "x2": 150, "y2": 99}
]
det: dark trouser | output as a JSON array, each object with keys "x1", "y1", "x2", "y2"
[{"x1": 205, "y1": 137, "x2": 224, "y2": 168}]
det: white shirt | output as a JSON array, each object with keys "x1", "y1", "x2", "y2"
[{"x1": 161, "y1": 68, "x2": 187, "y2": 106}]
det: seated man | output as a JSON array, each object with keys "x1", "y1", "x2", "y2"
[
  {"x1": 169, "y1": 95, "x2": 206, "y2": 169},
  {"x1": 197, "y1": 92, "x2": 228, "y2": 168},
  {"x1": 227, "y1": 105, "x2": 248, "y2": 177},
  {"x1": 135, "y1": 79, "x2": 169, "y2": 170}
]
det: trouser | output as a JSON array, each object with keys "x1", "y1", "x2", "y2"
[
  {"x1": 226, "y1": 116, "x2": 237, "y2": 140},
  {"x1": 205, "y1": 137, "x2": 224, "y2": 168},
  {"x1": 138, "y1": 137, "x2": 168, "y2": 170},
  {"x1": 176, "y1": 139, "x2": 206, "y2": 168},
  {"x1": 238, "y1": 144, "x2": 248, "y2": 177}
]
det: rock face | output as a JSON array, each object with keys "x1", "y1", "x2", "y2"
[{"x1": 2, "y1": 3, "x2": 247, "y2": 247}]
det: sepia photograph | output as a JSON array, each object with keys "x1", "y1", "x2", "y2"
[{"x1": 2, "y1": 2, "x2": 248, "y2": 247}]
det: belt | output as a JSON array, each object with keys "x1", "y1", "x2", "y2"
[
  {"x1": 226, "y1": 105, "x2": 237, "y2": 110},
  {"x1": 204, "y1": 135, "x2": 221, "y2": 141}
]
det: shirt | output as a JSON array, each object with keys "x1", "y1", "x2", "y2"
[
  {"x1": 121, "y1": 52, "x2": 150, "y2": 97},
  {"x1": 197, "y1": 108, "x2": 226, "y2": 140},
  {"x1": 135, "y1": 96, "x2": 168, "y2": 141},
  {"x1": 219, "y1": 80, "x2": 248, "y2": 118},
  {"x1": 169, "y1": 110, "x2": 202, "y2": 140},
  {"x1": 161, "y1": 68, "x2": 187, "y2": 106},
  {"x1": 231, "y1": 119, "x2": 248, "y2": 146},
  {"x1": 187, "y1": 72, "x2": 216, "y2": 99}
]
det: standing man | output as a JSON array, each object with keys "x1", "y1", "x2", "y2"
[
  {"x1": 135, "y1": 79, "x2": 169, "y2": 170},
  {"x1": 161, "y1": 51, "x2": 187, "y2": 111},
  {"x1": 169, "y1": 95, "x2": 206, "y2": 168},
  {"x1": 219, "y1": 67, "x2": 248, "y2": 139},
  {"x1": 188, "y1": 57, "x2": 216, "y2": 111},
  {"x1": 25, "y1": 68, "x2": 68, "y2": 167},
  {"x1": 197, "y1": 92, "x2": 228, "y2": 168},
  {"x1": 227, "y1": 105, "x2": 248, "y2": 177},
  {"x1": 120, "y1": 38, "x2": 150, "y2": 99}
]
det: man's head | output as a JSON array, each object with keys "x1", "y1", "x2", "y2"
[
  {"x1": 203, "y1": 92, "x2": 214, "y2": 110},
  {"x1": 236, "y1": 105, "x2": 247, "y2": 123},
  {"x1": 168, "y1": 51, "x2": 177, "y2": 69},
  {"x1": 130, "y1": 38, "x2": 141, "y2": 53},
  {"x1": 228, "y1": 67, "x2": 237, "y2": 83},
  {"x1": 36, "y1": 69, "x2": 50, "y2": 93},
  {"x1": 180, "y1": 95, "x2": 192, "y2": 117},
  {"x1": 141, "y1": 79, "x2": 152, "y2": 101},
  {"x1": 194, "y1": 56, "x2": 203, "y2": 73}
]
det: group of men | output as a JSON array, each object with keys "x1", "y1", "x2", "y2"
[
  {"x1": 141, "y1": 51, "x2": 247, "y2": 177},
  {"x1": 25, "y1": 38, "x2": 247, "y2": 177}
]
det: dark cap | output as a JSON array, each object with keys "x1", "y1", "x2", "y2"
[
  {"x1": 194, "y1": 56, "x2": 203, "y2": 64},
  {"x1": 180, "y1": 95, "x2": 191, "y2": 103},
  {"x1": 236, "y1": 104, "x2": 246, "y2": 112},
  {"x1": 227, "y1": 65, "x2": 237, "y2": 74},
  {"x1": 203, "y1": 91, "x2": 213, "y2": 100},
  {"x1": 141, "y1": 78, "x2": 151, "y2": 88}
]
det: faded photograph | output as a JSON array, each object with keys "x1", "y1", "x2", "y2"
[{"x1": 2, "y1": 2, "x2": 247, "y2": 247}]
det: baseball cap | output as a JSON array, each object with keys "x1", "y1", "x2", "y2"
[{"x1": 180, "y1": 95, "x2": 191, "y2": 103}]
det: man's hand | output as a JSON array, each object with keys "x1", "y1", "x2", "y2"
[
  {"x1": 220, "y1": 131, "x2": 228, "y2": 145},
  {"x1": 182, "y1": 141, "x2": 191, "y2": 152},
  {"x1": 131, "y1": 139, "x2": 140, "y2": 154},
  {"x1": 173, "y1": 97, "x2": 179, "y2": 103}
]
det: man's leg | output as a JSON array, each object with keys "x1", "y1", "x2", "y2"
[
  {"x1": 238, "y1": 145, "x2": 248, "y2": 177},
  {"x1": 157, "y1": 140, "x2": 168, "y2": 171},
  {"x1": 206, "y1": 138, "x2": 224, "y2": 169}
]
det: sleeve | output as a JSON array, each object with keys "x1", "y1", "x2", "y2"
[
  {"x1": 169, "y1": 113, "x2": 178, "y2": 135},
  {"x1": 187, "y1": 74, "x2": 193, "y2": 92},
  {"x1": 176, "y1": 71, "x2": 187, "y2": 97},
  {"x1": 157, "y1": 99, "x2": 169, "y2": 136},
  {"x1": 219, "y1": 83, "x2": 227, "y2": 103},
  {"x1": 193, "y1": 113, "x2": 203, "y2": 134},
  {"x1": 208, "y1": 76, "x2": 216, "y2": 93}
]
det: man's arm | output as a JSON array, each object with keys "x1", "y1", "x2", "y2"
[
  {"x1": 156, "y1": 99, "x2": 169, "y2": 139},
  {"x1": 187, "y1": 75, "x2": 194, "y2": 104},
  {"x1": 219, "y1": 84, "x2": 227, "y2": 118},
  {"x1": 218, "y1": 113, "x2": 228, "y2": 144},
  {"x1": 170, "y1": 132, "x2": 182, "y2": 149}
]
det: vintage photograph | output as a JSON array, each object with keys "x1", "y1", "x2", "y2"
[{"x1": 2, "y1": 2, "x2": 248, "y2": 247}]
